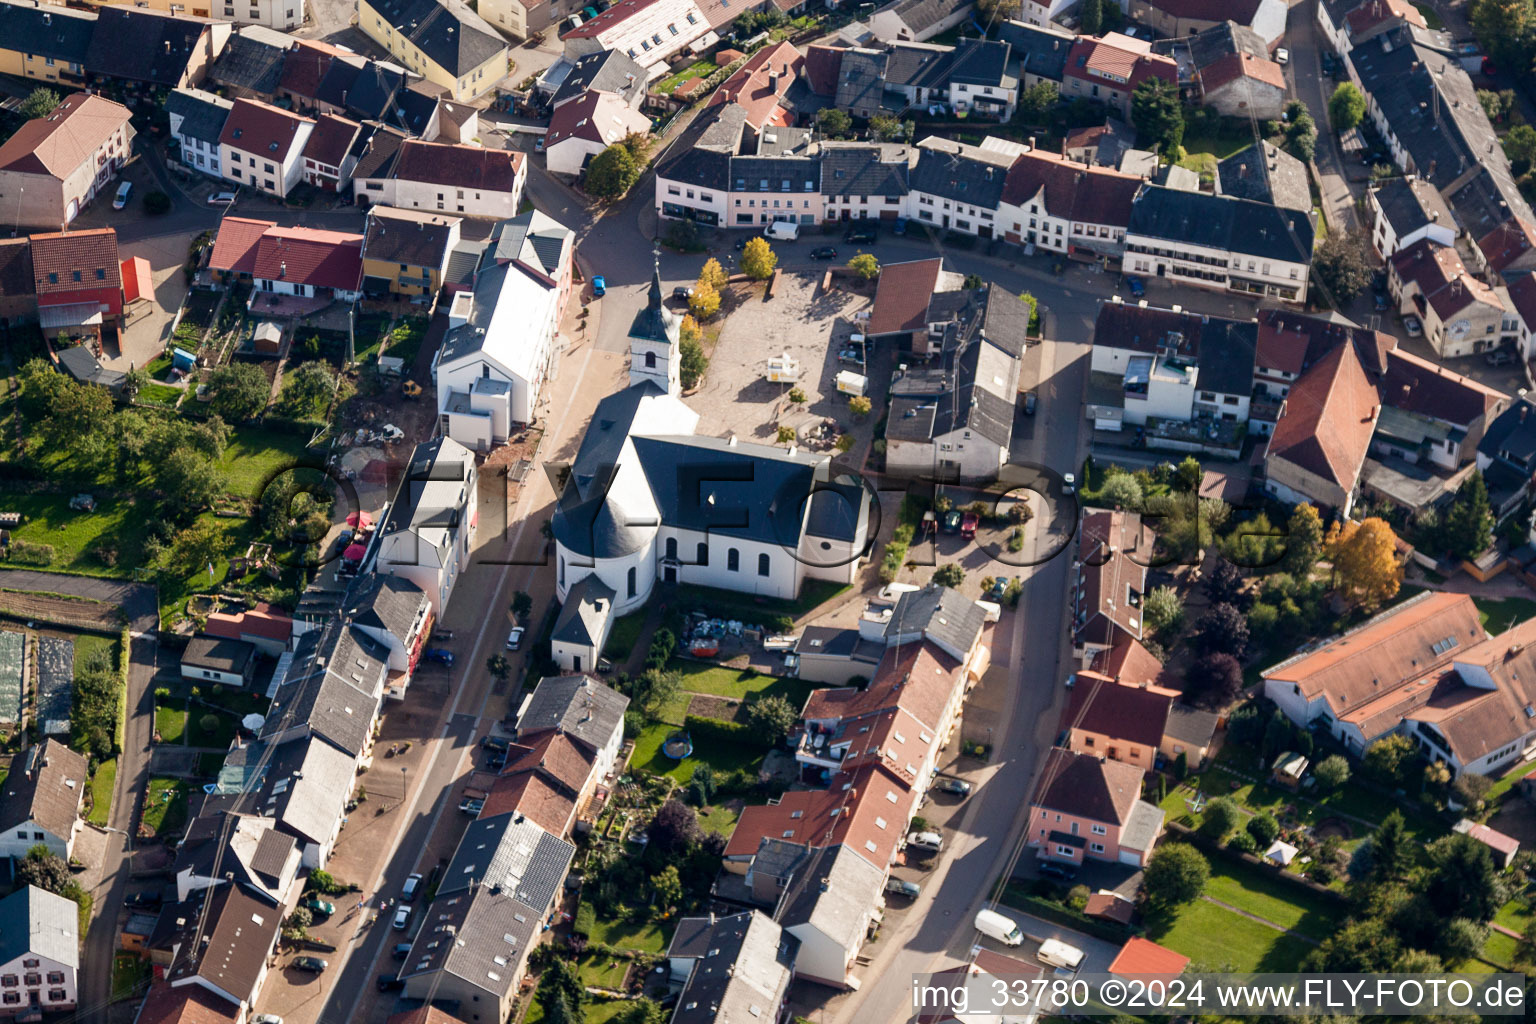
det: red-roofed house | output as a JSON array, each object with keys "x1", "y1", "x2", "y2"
[
  {"x1": 352, "y1": 140, "x2": 526, "y2": 220},
  {"x1": 1197, "y1": 52, "x2": 1284, "y2": 118},
  {"x1": 998, "y1": 145, "x2": 1145, "y2": 258},
  {"x1": 1062, "y1": 33, "x2": 1177, "y2": 118},
  {"x1": 0, "y1": 93, "x2": 134, "y2": 232},
  {"x1": 30, "y1": 228, "x2": 122, "y2": 345},
  {"x1": 1388, "y1": 239, "x2": 1515, "y2": 359},
  {"x1": 1109, "y1": 937, "x2": 1190, "y2": 977},
  {"x1": 208, "y1": 216, "x2": 363, "y2": 310},
  {"x1": 544, "y1": 90, "x2": 651, "y2": 177},
  {"x1": 301, "y1": 112, "x2": 363, "y2": 191},
  {"x1": 1028, "y1": 747, "x2": 1164, "y2": 866},
  {"x1": 133, "y1": 980, "x2": 239, "y2": 1024},
  {"x1": 1478, "y1": 218, "x2": 1536, "y2": 276},
  {"x1": 1062, "y1": 675, "x2": 1175, "y2": 771},
  {"x1": 1342, "y1": 0, "x2": 1426, "y2": 48},
  {"x1": 218, "y1": 98, "x2": 315, "y2": 199},
  {"x1": 203, "y1": 601, "x2": 293, "y2": 657},
  {"x1": 1263, "y1": 337, "x2": 1380, "y2": 513},
  {"x1": 1454, "y1": 818, "x2": 1520, "y2": 868},
  {"x1": 707, "y1": 41, "x2": 802, "y2": 130},
  {"x1": 1072, "y1": 509, "x2": 1154, "y2": 666},
  {"x1": 559, "y1": 0, "x2": 716, "y2": 71}
]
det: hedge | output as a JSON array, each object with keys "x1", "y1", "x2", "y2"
[
  {"x1": 682, "y1": 714, "x2": 760, "y2": 746},
  {"x1": 115, "y1": 626, "x2": 130, "y2": 756}
]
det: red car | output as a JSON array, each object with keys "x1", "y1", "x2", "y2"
[
  {"x1": 1483, "y1": 56, "x2": 1498, "y2": 77},
  {"x1": 960, "y1": 512, "x2": 979, "y2": 538}
]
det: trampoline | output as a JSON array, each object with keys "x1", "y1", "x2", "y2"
[{"x1": 662, "y1": 732, "x2": 693, "y2": 760}]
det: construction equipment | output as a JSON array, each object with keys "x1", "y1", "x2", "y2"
[{"x1": 401, "y1": 379, "x2": 422, "y2": 399}]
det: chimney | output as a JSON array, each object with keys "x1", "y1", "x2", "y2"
[{"x1": 1239, "y1": 162, "x2": 1249, "y2": 178}]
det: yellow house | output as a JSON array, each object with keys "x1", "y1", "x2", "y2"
[
  {"x1": 0, "y1": 0, "x2": 96, "y2": 86},
  {"x1": 361, "y1": 206, "x2": 462, "y2": 298},
  {"x1": 359, "y1": 0, "x2": 509, "y2": 101}
]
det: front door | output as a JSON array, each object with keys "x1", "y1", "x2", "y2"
[
  {"x1": 664, "y1": 566, "x2": 677, "y2": 583},
  {"x1": 573, "y1": 655, "x2": 582, "y2": 671}
]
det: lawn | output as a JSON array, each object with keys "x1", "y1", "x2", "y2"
[
  {"x1": 1147, "y1": 898, "x2": 1315, "y2": 971},
  {"x1": 74, "y1": 634, "x2": 117, "y2": 672},
  {"x1": 1495, "y1": 897, "x2": 1534, "y2": 937},
  {"x1": 668, "y1": 660, "x2": 815, "y2": 704},
  {"x1": 135, "y1": 383, "x2": 184, "y2": 409},
  {"x1": 155, "y1": 702, "x2": 186, "y2": 744},
  {"x1": 88, "y1": 758, "x2": 115, "y2": 826},
  {"x1": 698, "y1": 801, "x2": 741, "y2": 835},
  {"x1": 353, "y1": 313, "x2": 391, "y2": 365},
  {"x1": 1483, "y1": 930, "x2": 1520, "y2": 968},
  {"x1": 603, "y1": 610, "x2": 649, "y2": 661},
  {"x1": 577, "y1": 902, "x2": 671, "y2": 953},
  {"x1": 1473, "y1": 596, "x2": 1536, "y2": 635},
  {"x1": 654, "y1": 59, "x2": 715, "y2": 95},
  {"x1": 112, "y1": 953, "x2": 150, "y2": 1000},
  {"x1": 142, "y1": 778, "x2": 189, "y2": 840},
  {"x1": 218, "y1": 426, "x2": 313, "y2": 500},
  {"x1": 587, "y1": 1000, "x2": 638, "y2": 1024},
  {"x1": 575, "y1": 953, "x2": 630, "y2": 989},
  {"x1": 383, "y1": 317, "x2": 430, "y2": 367},
  {"x1": 187, "y1": 691, "x2": 269, "y2": 749},
  {"x1": 1200, "y1": 859, "x2": 1344, "y2": 937},
  {"x1": 631, "y1": 718, "x2": 767, "y2": 782}
]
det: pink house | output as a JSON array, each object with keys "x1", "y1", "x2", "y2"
[{"x1": 1027, "y1": 747, "x2": 1164, "y2": 867}]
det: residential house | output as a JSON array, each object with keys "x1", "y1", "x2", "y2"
[
  {"x1": 300, "y1": 112, "x2": 363, "y2": 191},
  {"x1": 0, "y1": 93, "x2": 133, "y2": 232},
  {"x1": 0, "y1": 0, "x2": 94, "y2": 86},
  {"x1": 708, "y1": 40, "x2": 803, "y2": 127},
  {"x1": 1109, "y1": 937, "x2": 1191, "y2": 977},
  {"x1": 1071, "y1": 509, "x2": 1153, "y2": 667},
  {"x1": 1131, "y1": 0, "x2": 1286, "y2": 46},
  {"x1": 206, "y1": 24, "x2": 289, "y2": 100},
  {"x1": 0, "y1": 887, "x2": 79, "y2": 1016},
  {"x1": 1027, "y1": 747, "x2": 1165, "y2": 867},
  {"x1": 491, "y1": 673, "x2": 628, "y2": 827},
  {"x1": 359, "y1": 0, "x2": 509, "y2": 100},
  {"x1": 361, "y1": 205, "x2": 462, "y2": 300},
  {"x1": 1262, "y1": 336, "x2": 1379, "y2": 513},
  {"x1": 180, "y1": 636, "x2": 257, "y2": 688},
  {"x1": 1475, "y1": 393, "x2": 1536, "y2": 519},
  {"x1": 1061, "y1": 33, "x2": 1177, "y2": 119},
  {"x1": 347, "y1": 121, "x2": 410, "y2": 208},
  {"x1": 1507, "y1": 273, "x2": 1536, "y2": 363},
  {"x1": 0, "y1": 740, "x2": 86, "y2": 862},
  {"x1": 865, "y1": 257, "x2": 969, "y2": 354},
  {"x1": 168, "y1": 87, "x2": 233, "y2": 179},
  {"x1": 213, "y1": 735, "x2": 356, "y2": 867},
  {"x1": 1124, "y1": 185, "x2": 1314, "y2": 303},
  {"x1": 544, "y1": 89, "x2": 652, "y2": 177},
  {"x1": 219, "y1": 98, "x2": 315, "y2": 198},
  {"x1": 0, "y1": 240, "x2": 33, "y2": 328},
  {"x1": 260, "y1": 618, "x2": 387, "y2": 763},
  {"x1": 1329, "y1": 0, "x2": 1427, "y2": 52},
  {"x1": 917, "y1": 951, "x2": 1046, "y2": 1024},
  {"x1": 906, "y1": 135, "x2": 1016, "y2": 237},
  {"x1": 208, "y1": 217, "x2": 363, "y2": 315},
  {"x1": 86, "y1": 7, "x2": 229, "y2": 89},
  {"x1": 866, "y1": 0, "x2": 975, "y2": 43},
  {"x1": 1196, "y1": 50, "x2": 1284, "y2": 118},
  {"x1": 1062, "y1": 675, "x2": 1175, "y2": 772},
  {"x1": 884, "y1": 287, "x2": 1027, "y2": 482},
  {"x1": 133, "y1": 982, "x2": 240, "y2": 1024},
  {"x1": 558, "y1": 0, "x2": 716, "y2": 72},
  {"x1": 653, "y1": 105, "x2": 820, "y2": 229},
  {"x1": 819, "y1": 141, "x2": 911, "y2": 225},
  {"x1": 352, "y1": 140, "x2": 526, "y2": 220},
  {"x1": 997, "y1": 20, "x2": 1074, "y2": 88},
  {"x1": 547, "y1": 48, "x2": 649, "y2": 110},
  {"x1": 113, "y1": 0, "x2": 304, "y2": 29},
  {"x1": 202, "y1": 602, "x2": 292, "y2": 657},
  {"x1": 668, "y1": 913, "x2": 797, "y2": 1024},
  {"x1": 1062, "y1": 118, "x2": 1136, "y2": 168},
  {"x1": 513, "y1": 674, "x2": 628, "y2": 795},
  {"x1": 1214, "y1": 142, "x2": 1310, "y2": 211},
  {"x1": 997, "y1": 143, "x2": 1145, "y2": 258},
  {"x1": 370, "y1": 437, "x2": 478, "y2": 618},
  {"x1": 30, "y1": 228, "x2": 122, "y2": 346},
  {"x1": 1369, "y1": 174, "x2": 1457, "y2": 257},
  {"x1": 343, "y1": 572, "x2": 433, "y2": 700},
  {"x1": 941, "y1": 38, "x2": 1018, "y2": 120},
  {"x1": 434, "y1": 209, "x2": 573, "y2": 441},
  {"x1": 1388, "y1": 239, "x2": 1515, "y2": 358},
  {"x1": 171, "y1": 811, "x2": 301, "y2": 906},
  {"x1": 153, "y1": 881, "x2": 280, "y2": 1011}
]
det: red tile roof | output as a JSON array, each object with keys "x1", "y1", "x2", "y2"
[
  {"x1": 251, "y1": 226, "x2": 363, "y2": 291},
  {"x1": 209, "y1": 216, "x2": 275, "y2": 276},
  {"x1": 709, "y1": 40, "x2": 803, "y2": 128},
  {"x1": 1346, "y1": 0, "x2": 1426, "y2": 34},
  {"x1": 1266, "y1": 336, "x2": 1378, "y2": 492},
  {"x1": 480, "y1": 771, "x2": 576, "y2": 835},
  {"x1": 1065, "y1": 34, "x2": 1176, "y2": 92},
  {"x1": 726, "y1": 759, "x2": 911, "y2": 869},
  {"x1": 204, "y1": 602, "x2": 293, "y2": 643},
  {"x1": 302, "y1": 113, "x2": 361, "y2": 170},
  {"x1": 1199, "y1": 51, "x2": 1285, "y2": 92},
  {"x1": 1089, "y1": 638, "x2": 1165, "y2": 687},
  {"x1": 135, "y1": 981, "x2": 239, "y2": 1024},
  {"x1": 279, "y1": 38, "x2": 345, "y2": 100},
  {"x1": 1001, "y1": 147, "x2": 1145, "y2": 227},
  {"x1": 219, "y1": 98, "x2": 314, "y2": 157},
  {"x1": 1109, "y1": 937, "x2": 1190, "y2": 977},
  {"x1": 1477, "y1": 217, "x2": 1536, "y2": 272},
  {"x1": 0, "y1": 93, "x2": 131, "y2": 178},
  {"x1": 1076, "y1": 509, "x2": 1153, "y2": 646},
  {"x1": 1084, "y1": 890, "x2": 1136, "y2": 923},
  {"x1": 502, "y1": 730, "x2": 595, "y2": 793},
  {"x1": 1391, "y1": 238, "x2": 1503, "y2": 321},
  {"x1": 30, "y1": 228, "x2": 120, "y2": 297},
  {"x1": 394, "y1": 140, "x2": 524, "y2": 193},
  {"x1": 1460, "y1": 820, "x2": 1520, "y2": 858},
  {"x1": 1065, "y1": 675, "x2": 1173, "y2": 749},
  {"x1": 121, "y1": 257, "x2": 153, "y2": 305},
  {"x1": 801, "y1": 640, "x2": 961, "y2": 736},
  {"x1": 803, "y1": 45, "x2": 844, "y2": 97},
  {"x1": 868, "y1": 258, "x2": 943, "y2": 335},
  {"x1": 564, "y1": 0, "x2": 661, "y2": 36}
]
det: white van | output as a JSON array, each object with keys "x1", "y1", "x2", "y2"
[
  {"x1": 764, "y1": 221, "x2": 799, "y2": 241},
  {"x1": 974, "y1": 909, "x2": 1024, "y2": 946},
  {"x1": 1037, "y1": 938, "x2": 1085, "y2": 970},
  {"x1": 975, "y1": 600, "x2": 1001, "y2": 624}
]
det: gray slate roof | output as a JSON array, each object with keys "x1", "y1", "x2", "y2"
[
  {"x1": 183, "y1": 635, "x2": 256, "y2": 674},
  {"x1": 168, "y1": 88, "x2": 234, "y2": 146},
  {"x1": 1216, "y1": 142, "x2": 1310, "y2": 212},
  {"x1": 1374, "y1": 174, "x2": 1456, "y2": 239},
  {"x1": 0, "y1": 886, "x2": 78, "y2": 970},
  {"x1": 344, "y1": 572, "x2": 429, "y2": 645},
  {"x1": 216, "y1": 735, "x2": 355, "y2": 849},
  {"x1": 1128, "y1": 185, "x2": 1315, "y2": 264},
  {"x1": 401, "y1": 885, "x2": 541, "y2": 997},
  {"x1": 486, "y1": 209, "x2": 572, "y2": 277},
  {"x1": 876, "y1": 0, "x2": 968, "y2": 36},
  {"x1": 777, "y1": 843, "x2": 884, "y2": 950},
  {"x1": 367, "y1": 0, "x2": 506, "y2": 77},
  {"x1": 517, "y1": 674, "x2": 628, "y2": 751},
  {"x1": 886, "y1": 584, "x2": 985, "y2": 657},
  {"x1": 909, "y1": 141, "x2": 1009, "y2": 208},
  {"x1": 551, "y1": 576, "x2": 617, "y2": 647},
  {"x1": 551, "y1": 48, "x2": 648, "y2": 109},
  {"x1": 209, "y1": 26, "x2": 290, "y2": 96},
  {"x1": 87, "y1": 7, "x2": 211, "y2": 87},
  {"x1": 834, "y1": 48, "x2": 893, "y2": 116},
  {"x1": 819, "y1": 143, "x2": 911, "y2": 199},
  {"x1": 0, "y1": 2, "x2": 95, "y2": 66},
  {"x1": 672, "y1": 911, "x2": 799, "y2": 1024},
  {"x1": 1188, "y1": 19, "x2": 1268, "y2": 71},
  {"x1": 997, "y1": 20, "x2": 1073, "y2": 83},
  {"x1": 439, "y1": 810, "x2": 575, "y2": 909},
  {"x1": 950, "y1": 37, "x2": 1011, "y2": 87},
  {"x1": 263, "y1": 622, "x2": 387, "y2": 758},
  {"x1": 885, "y1": 42, "x2": 955, "y2": 89}
]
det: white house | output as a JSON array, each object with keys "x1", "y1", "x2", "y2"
[
  {"x1": 514, "y1": 673, "x2": 628, "y2": 785},
  {"x1": 352, "y1": 139, "x2": 526, "y2": 219},
  {"x1": 1388, "y1": 239, "x2": 1516, "y2": 359},
  {"x1": 867, "y1": 0, "x2": 975, "y2": 43},
  {"x1": 179, "y1": 636, "x2": 257, "y2": 688},
  {"x1": 0, "y1": 742, "x2": 85, "y2": 863},
  {"x1": 1369, "y1": 175, "x2": 1456, "y2": 258},
  {"x1": 218, "y1": 97, "x2": 314, "y2": 199},
  {"x1": 544, "y1": 89, "x2": 652, "y2": 178},
  {"x1": 167, "y1": 87, "x2": 232, "y2": 179},
  {"x1": 434, "y1": 210, "x2": 575, "y2": 444},
  {"x1": 560, "y1": 0, "x2": 717, "y2": 70},
  {"x1": 997, "y1": 144, "x2": 1145, "y2": 257},
  {"x1": 0, "y1": 887, "x2": 78, "y2": 1017},
  {"x1": 343, "y1": 572, "x2": 433, "y2": 701},
  {"x1": 905, "y1": 135, "x2": 1017, "y2": 237},
  {"x1": 370, "y1": 436, "x2": 478, "y2": 619}
]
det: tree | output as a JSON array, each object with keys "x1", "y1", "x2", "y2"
[
  {"x1": 16, "y1": 846, "x2": 69, "y2": 894},
  {"x1": 651, "y1": 864, "x2": 684, "y2": 912},
  {"x1": 206, "y1": 362, "x2": 269, "y2": 422},
  {"x1": 975, "y1": 0, "x2": 1021, "y2": 21},
  {"x1": 511, "y1": 591, "x2": 534, "y2": 621},
  {"x1": 1480, "y1": 88, "x2": 1510, "y2": 123},
  {"x1": 687, "y1": 764, "x2": 716, "y2": 806},
  {"x1": 1305, "y1": 917, "x2": 1403, "y2": 972},
  {"x1": 1203, "y1": 560, "x2": 1249, "y2": 610},
  {"x1": 1174, "y1": 455, "x2": 1202, "y2": 492},
  {"x1": 1329, "y1": 82, "x2": 1367, "y2": 131},
  {"x1": 1313, "y1": 754, "x2": 1350, "y2": 791},
  {"x1": 1247, "y1": 813, "x2": 1281, "y2": 847},
  {"x1": 613, "y1": 1000, "x2": 665, "y2": 1024},
  {"x1": 538, "y1": 959, "x2": 585, "y2": 1024},
  {"x1": 1017, "y1": 80, "x2": 1059, "y2": 124},
  {"x1": 848, "y1": 395, "x2": 871, "y2": 417},
  {"x1": 647, "y1": 799, "x2": 703, "y2": 855},
  {"x1": 817, "y1": 107, "x2": 852, "y2": 138},
  {"x1": 741, "y1": 237, "x2": 777, "y2": 280},
  {"x1": 1363, "y1": 735, "x2": 1415, "y2": 788},
  {"x1": 1313, "y1": 230, "x2": 1374, "y2": 302},
  {"x1": 775, "y1": 425, "x2": 796, "y2": 443},
  {"x1": 680, "y1": 336, "x2": 708, "y2": 390},
  {"x1": 1191, "y1": 603, "x2": 1249, "y2": 659},
  {"x1": 585, "y1": 143, "x2": 639, "y2": 199},
  {"x1": 1184, "y1": 652, "x2": 1243, "y2": 710},
  {"x1": 1326, "y1": 516, "x2": 1402, "y2": 609},
  {"x1": 847, "y1": 252, "x2": 880, "y2": 280},
  {"x1": 1426, "y1": 833, "x2": 1503, "y2": 923},
  {"x1": 633, "y1": 668, "x2": 681, "y2": 719},
  {"x1": 747, "y1": 694, "x2": 797, "y2": 744},
  {"x1": 278, "y1": 360, "x2": 338, "y2": 421},
  {"x1": 157, "y1": 450, "x2": 226, "y2": 515},
  {"x1": 1079, "y1": 0, "x2": 1102, "y2": 33},
  {"x1": 787, "y1": 387, "x2": 807, "y2": 404},
  {"x1": 1283, "y1": 100, "x2": 1317, "y2": 162},
  {"x1": 1198, "y1": 796, "x2": 1244, "y2": 841},
  {"x1": 869, "y1": 115, "x2": 901, "y2": 140},
  {"x1": 698, "y1": 258, "x2": 728, "y2": 290},
  {"x1": 1505, "y1": 124, "x2": 1536, "y2": 174},
  {"x1": 1443, "y1": 469, "x2": 1493, "y2": 560},
  {"x1": 1438, "y1": 918, "x2": 1490, "y2": 964},
  {"x1": 1142, "y1": 843, "x2": 1209, "y2": 908},
  {"x1": 1143, "y1": 585, "x2": 1184, "y2": 636},
  {"x1": 933, "y1": 564, "x2": 965, "y2": 588},
  {"x1": 486, "y1": 654, "x2": 511, "y2": 682},
  {"x1": 1099, "y1": 472, "x2": 1143, "y2": 509},
  {"x1": 688, "y1": 282, "x2": 721, "y2": 320},
  {"x1": 1471, "y1": 0, "x2": 1533, "y2": 71},
  {"x1": 18, "y1": 87, "x2": 59, "y2": 119},
  {"x1": 1130, "y1": 79, "x2": 1184, "y2": 155},
  {"x1": 1283, "y1": 503, "x2": 1324, "y2": 577}
]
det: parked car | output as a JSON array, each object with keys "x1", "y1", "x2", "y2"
[
  {"x1": 424, "y1": 648, "x2": 454, "y2": 665},
  {"x1": 1023, "y1": 391, "x2": 1037, "y2": 415},
  {"x1": 534, "y1": 136, "x2": 545, "y2": 152},
  {"x1": 208, "y1": 191, "x2": 236, "y2": 205},
  {"x1": 113, "y1": 181, "x2": 132, "y2": 210},
  {"x1": 1275, "y1": 47, "x2": 1290, "y2": 63},
  {"x1": 482, "y1": 735, "x2": 511, "y2": 753},
  {"x1": 960, "y1": 512, "x2": 978, "y2": 538},
  {"x1": 1037, "y1": 860, "x2": 1077, "y2": 882},
  {"x1": 391, "y1": 943, "x2": 412, "y2": 960},
  {"x1": 936, "y1": 777, "x2": 972, "y2": 796},
  {"x1": 906, "y1": 831, "x2": 943, "y2": 853},
  {"x1": 392, "y1": 906, "x2": 411, "y2": 930},
  {"x1": 1403, "y1": 315, "x2": 1423, "y2": 337},
  {"x1": 1125, "y1": 276, "x2": 1145, "y2": 298},
  {"x1": 885, "y1": 878, "x2": 921, "y2": 898},
  {"x1": 302, "y1": 897, "x2": 335, "y2": 917},
  {"x1": 377, "y1": 974, "x2": 405, "y2": 992},
  {"x1": 893, "y1": 217, "x2": 908, "y2": 236},
  {"x1": 1374, "y1": 291, "x2": 1391, "y2": 311},
  {"x1": 1484, "y1": 55, "x2": 1499, "y2": 76},
  {"x1": 878, "y1": 582, "x2": 919, "y2": 602},
  {"x1": 942, "y1": 509, "x2": 963, "y2": 534},
  {"x1": 124, "y1": 891, "x2": 161, "y2": 909},
  {"x1": 402, "y1": 873, "x2": 422, "y2": 902},
  {"x1": 459, "y1": 798, "x2": 484, "y2": 815},
  {"x1": 1061, "y1": 472, "x2": 1076, "y2": 495},
  {"x1": 838, "y1": 347, "x2": 864, "y2": 363},
  {"x1": 291, "y1": 957, "x2": 328, "y2": 973},
  {"x1": 673, "y1": 286, "x2": 694, "y2": 301},
  {"x1": 844, "y1": 226, "x2": 877, "y2": 244},
  {"x1": 810, "y1": 246, "x2": 838, "y2": 260},
  {"x1": 591, "y1": 275, "x2": 606, "y2": 297},
  {"x1": 505, "y1": 626, "x2": 525, "y2": 650},
  {"x1": 1487, "y1": 348, "x2": 1518, "y2": 367}
]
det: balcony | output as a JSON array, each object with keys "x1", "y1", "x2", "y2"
[
  {"x1": 396, "y1": 272, "x2": 433, "y2": 290},
  {"x1": 796, "y1": 726, "x2": 848, "y2": 771}
]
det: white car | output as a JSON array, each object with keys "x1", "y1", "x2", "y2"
[
  {"x1": 1275, "y1": 47, "x2": 1290, "y2": 64},
  {"x1": 208, "y1": 191, "x2": 236, "y2": 205},
  {"x1": 505, "y1": 626, "x2": 525, "y2": 651},
  {"x1": 252, "y1": 1016, "x2": 285, "y2": 1024},
  {"x1": 1061, "y1": 472, "x2": 1076, "y2": 495},
  {"x1": 877, "y1": 583, "x2": 919, "y2": 603},
  {"x1": 393, "y1": 905, "x2": 411, "y2": 930},
  {"x1": 112, "y1": 181, "x2": 132, "y2": 210}
]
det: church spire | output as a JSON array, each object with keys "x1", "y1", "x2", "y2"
[{"x1": 646, "y1": 247, "x2": 663, "y2": 312}]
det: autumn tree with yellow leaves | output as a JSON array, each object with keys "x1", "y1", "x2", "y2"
[{"x1": 1325, "y1": 516, "x2": 1401, "y2": 610}]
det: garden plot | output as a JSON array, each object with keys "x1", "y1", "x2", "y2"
[
  {"x1": 0, "y1": 632, "x2": 20, "y2": 724},
  {"x1": 36, "y1": 637, "x2": 73, "y2": 736}
]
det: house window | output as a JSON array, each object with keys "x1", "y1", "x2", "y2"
[
  {"x1": 1, "y1": 977, "x2": 15, "y2": 988},
  {"x1": 23, "y1": 975, "x2": 38, "y2": 987},
  {"x1": 47, "y1": 991, "x2": 64, "y2": 1003},
  {"x1": 1054, "y1": 844, "x2": 1075, "y2": 857},
  {"x1": 758, "y1": 553, "x2": 770, "y2": 577},
  {"x1": 727, "y1": 548, "x2": 739, "y2": 572},
  {"x1": 1091, "y1": 824, "x2": 1106, "y2": 835},
  {"x1": 696, "y1": 542, "x2": 708, "y2": 566},
  {"x1": 71, "y1": 271, "x2": 80, "y2": 282},
  {"x1": 44, "y1": 975, "x2": 61, "y2": 986},
  {"x1": 1089, "y1": 842, "x2": 1105, "y2": 854}
]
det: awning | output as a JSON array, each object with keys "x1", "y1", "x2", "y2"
[
  {"x1": 343, "y1": 543, "x2": 367, "y2": 561},
  {"x1": 121, "y1": 256, "x2": 154, "y2": 304},
  {"x1": 38, "y1": 303, "x2": 104, "y2": 329}
]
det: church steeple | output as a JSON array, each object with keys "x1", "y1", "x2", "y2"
[{"x1": 628, "y1": 248, "x2": 681, "y2": 396}]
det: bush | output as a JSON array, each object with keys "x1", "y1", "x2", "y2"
[
  {"x1": 1199, "y1": 796, "x2": 1243, "y2": 841},
  {"x1": 198, "y1": 714, "x2": 219, "y2": 735},
  {"x1": 6, "y1": 540, "x2": 55, "y2": 566},
  {"x1": 1247, "y1": 813, "x2": 1280, "y2": 847},
  {"x1": 1227, "y1": 831, "x2": 1258, "y2": 854},
  {"x1": 933, "y1": 564, "x2": 964, "y2": 588}
]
